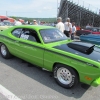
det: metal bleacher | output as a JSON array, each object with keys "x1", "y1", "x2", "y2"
[{"x1": 58, "y1": 0, "x2": 100, "y2": 28}]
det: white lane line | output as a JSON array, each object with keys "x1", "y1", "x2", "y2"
[{"x1": 0, "y1": 84, "x2": 21, "y2": 100}]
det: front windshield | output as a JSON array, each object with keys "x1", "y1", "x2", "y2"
[{"x1": 40, "y1": 28, "x2": 67, "y2": 43}]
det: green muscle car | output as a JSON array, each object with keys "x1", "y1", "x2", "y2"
[{"x1": 0, "y1": 25, "x2": 100, "y2": 89}]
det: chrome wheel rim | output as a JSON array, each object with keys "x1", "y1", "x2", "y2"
[
  {"x1": 1, "y1": 45, "x2": 7, "y2": 56},
  {"x1": 57, "y1": 67, "x2": 72, "y2": 85}
]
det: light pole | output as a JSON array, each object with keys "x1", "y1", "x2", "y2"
[
  {"x1": 6, "y1": 11, "x2": 8, "y2": 16},
  {"x1": 78, "y1": 0, "x2": 79, "y2": 5},
  {"x1": 57, "y1": 0, "x2": 58, "y2": 17}
]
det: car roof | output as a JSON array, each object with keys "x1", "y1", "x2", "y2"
[
  {"x1": 86, "y1": 27, "x2": 100, "y2": 29},
  {"x1": 12, "y1": 25, "x2": 55, "y2": 30}
]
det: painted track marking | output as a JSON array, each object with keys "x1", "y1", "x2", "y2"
[{"x1": 0, "y1": 84, "x2": 21, "y2": 100}]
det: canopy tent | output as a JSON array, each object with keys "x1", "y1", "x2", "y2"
[
  {"x1": 8, "y1": 18, "x2": 15, "y2": 22},
  {"x1": 0, "y1": 16, "x2": 24, "y2": 23},
  {"x1": 0, "y1": 15, "x2": 8, "y2": 19},
  {"x1": 19, "y1": 19, "x2": 24, "y2": 23},
  {"x1": 0, "y1": 16, "x2": 15, "y2": 23},
  {"x1": 0, "y1": 15, "x2": 8, "y2": 21}
]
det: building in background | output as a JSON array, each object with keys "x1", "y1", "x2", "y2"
[{"x1": 58, "y1": 0, "x2": 100, "y2": 28}]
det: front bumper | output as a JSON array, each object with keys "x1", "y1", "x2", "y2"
[{"x1": 91, "y1": 77, "x2": 100, "y2": 87}]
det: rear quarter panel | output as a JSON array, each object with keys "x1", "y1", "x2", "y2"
[{"x1": 43, "y1": 46, "x2": 100, "y2": 85}]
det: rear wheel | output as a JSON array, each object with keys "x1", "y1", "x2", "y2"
[
  {"x1": 53, "y1": 64, "x2": 79, "y2": 89},
  {"x1": 0, "y1": 43, "x2": 12, "y2": 59}
]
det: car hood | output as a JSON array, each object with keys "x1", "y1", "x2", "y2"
[
  {"x1": 53, "y1": 41, "x2": 100, "y2": 62},
  {"x1": 80, "y1": 34, "x2": 100, "y2": 38}
]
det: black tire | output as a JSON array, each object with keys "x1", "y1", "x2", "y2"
[
  {"x1": 53, "y1": 64, "x2": 79, "y2": 89},
  {"x1": 0, "y1": 43, "x2": 12, "y2": 59}
]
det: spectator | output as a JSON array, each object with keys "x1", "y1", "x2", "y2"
[
  {"x1": 64, "y1": 18, "x2": 72, "y2": 37},
  {"x1": 26, "y1": 20, "x2": 31, "y2": 25},
  {"x1": 56, "y1": 17, "x2": 65, "y2": 33},
  {"x1": 86, "y1": 23, "x2": 91, "y2": 28},
  {"x1": 33, "y1": 20, "x2": 38, "y2": 25},
  {"x1": 14, "y1": 19, "x2": 22, "y2": 26},
  {"x1": 71, "y1": 22, "x2": 76, "y2": 40}
]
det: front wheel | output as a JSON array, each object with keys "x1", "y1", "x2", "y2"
[
  {"x1": 0, "y1": 43, "x2": 12, "y2": 59},
  {"x1": 53, "y1": 64, "x2": 79, "y2": 89}
]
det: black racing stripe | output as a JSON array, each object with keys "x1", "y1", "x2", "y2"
[
  {"x1": 53, "y1": 43, "x2": 100, "y2": 62},
  {"x1": 19, "y1": 41, "x2": 44, "y2": 50},
  {"x1": 0, "y1": 34, "x2": 98, "y2": 68},
  {"x1": 44, "y1": 49, "x2": 98, "y2": 68},
  {"x1": 0, "y1": 34, "x2": 44, "y2": 50},
  {"x1": 0, "y1": 34, "x2": 15, "y2": 42}
]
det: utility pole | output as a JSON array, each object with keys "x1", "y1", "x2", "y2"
[
  {"x1": 57, "y1": 0, "x2": 58, "y2": 17},
  {"x1": 83, "y1": 1, "x2": 84, "y2": 7},
  {"x1": 92, "y1": 15, "x2": 94, "y2": 26},
  {"x1": 6, "y1": 11, "x2": 8, "y2": 16},
  {"x1": 78, "y1": 0, "x2": 79, "y2": 5},
  {"x1": 88, "y1": 4, "x2": 90, "y2": 10},
  {"x1": 66, "y1": 2, "x2": 68, "y2": 18}
]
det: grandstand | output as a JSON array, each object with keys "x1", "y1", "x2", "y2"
[{"x1": 58, "y1": 0, "x2": 100, "y2": 28}]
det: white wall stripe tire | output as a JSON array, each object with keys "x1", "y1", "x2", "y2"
[
  {"x1": 53, "y1": 64, "x2": 79, "y2": 89},
  {"x1": 0, "y1": 43, "x2": 12, "y2": 59}
]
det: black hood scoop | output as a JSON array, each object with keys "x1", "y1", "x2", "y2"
[
  {"x1": 67, "y1": 42, "x2": 95, "y2": 54},
  {"x1": 53, "y1": 41, "x2": 100, "y2": 62}
]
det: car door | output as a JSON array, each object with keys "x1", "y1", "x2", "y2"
[
  {"x1": 8, "y1": 28, "x2": 22, "y2": 56},
  {"x1": 17, "y1": 28, "x2": 44, "y2": 67}
]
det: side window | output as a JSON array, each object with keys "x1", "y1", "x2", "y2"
[
  {"x1": 20, "y1": 29, "x2": 41, "y2": 43},
  {"x1": 20, "y1": 30, "x2": 30, "y2": 40},
  {"x1": 12, "y1": 29, "x2": 22, "y2": 38}
]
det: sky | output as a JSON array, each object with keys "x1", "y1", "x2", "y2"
[{"x1": 0, "y1": 0, "x2": 100, "y2": 18}]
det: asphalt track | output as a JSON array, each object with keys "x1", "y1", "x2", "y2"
[{"x1": 0, "y1": 55, "x2": 100, "y2": 100}]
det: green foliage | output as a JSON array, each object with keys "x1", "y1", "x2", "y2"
[
  {"x1": 10, "y1": 16, "x2": 17, "y2": 20},
  {"x1": 9, "y1": 16, "x2": 56, "y2": 23}
]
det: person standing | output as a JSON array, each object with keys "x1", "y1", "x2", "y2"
[
  {"x1": 86, "y1": 23, "x2": 91, "y2": 28},
  {"x1": 71, "y1": 22, "x2": 76, "y2": 40},
  {"x1": 56, "y1": 17, "x2": 65, "y2": 33},
  {"x1": 14, "y1": 19, "x2": 22, "y2": 26},
  {"x1": 33, "y1": 20, "x2": 38, "y2": 25},
  {"x1": 27, "y1": 20, "x2": 31, "y2": 25},
  {"x1": 64, "y1": 18, "x2": 72, "y2": 37}
]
